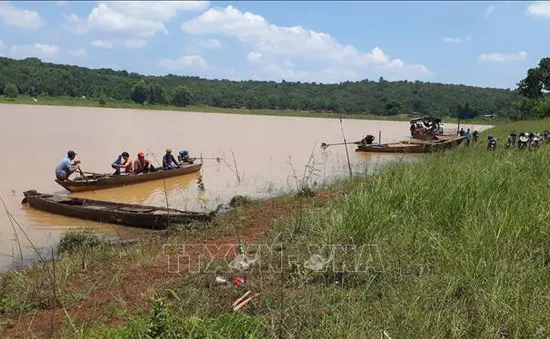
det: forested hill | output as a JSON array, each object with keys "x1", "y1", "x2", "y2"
[{"x1": 0, "y1": 56, "x2": 519, "y2": 118}]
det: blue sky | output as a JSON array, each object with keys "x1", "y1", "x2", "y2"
[{"x1": 0, "y1": 1, "x2": 549, "y2": 89}]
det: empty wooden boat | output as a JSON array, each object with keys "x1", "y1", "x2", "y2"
[
  {"x1": 55, "y1": 163, "x2": 202, "y2": 192},
  {"x1": 356, "y1": 136, "x2": 465, "y2": 153},
  {"x1": 23, "y1": 190, "x2": 214, "y2": 229}
]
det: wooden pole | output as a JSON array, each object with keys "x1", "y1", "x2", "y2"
[
  {"x1": 339, "y1": 118, "x2": 353, "y2": 179},
  {"x1": 379, "y1": 130, "x2": 382, "y2": 145}
]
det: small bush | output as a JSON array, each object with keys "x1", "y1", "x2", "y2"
[
  {"x1": 4, "y1": 83, "x2": 18, "y2": 99},
  {"x1": 297, "y1": 186, "x2": 316, "y2": 198},
  {"x1": 98, "y1": 96, "x2": 107, "y2": 106},
  {"x1": 229, "y1": 195, "x2": 254, "y2": 208},
  {"x1": 57, "y1": 229, "x2": 103, "y2": 254}
]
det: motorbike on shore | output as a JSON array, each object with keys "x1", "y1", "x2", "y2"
[
  {"x1": 487, "y1": 137, "x2": 497, "y2": 151},
  {"x1": 518, "y1": 133, "x2": 530, "y2": 150},
  {"x1": 529, "y1": 133, "x2": 541, "y2": 151}
]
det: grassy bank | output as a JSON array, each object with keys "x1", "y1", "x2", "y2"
[
  {"x1": 0, "y1": 95, "x2": 498, "y2": 124},
  {"x1": 2, "y1": 119, "x2": 549, "y2": 338}
]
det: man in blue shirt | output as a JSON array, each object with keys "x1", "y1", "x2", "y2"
[
  {"x1": 55, "y1": 150, "x2": 80, "y2": 181},
  {"x1": 178, "y1": 149, "x2": 194, "y2": 164},
  {"x1": 162, "y1": 149, "x2": 180, "y2": 169},
  {"x1": 111, "y1": 151, "x2": 132, "y2": 175}
]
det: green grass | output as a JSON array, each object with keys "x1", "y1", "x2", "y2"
[
  {"x1": 4, "y1": 119, "x2": 550, "y2": 338},
  {"x1": 53, "y1": 119, "x2": 550, "y2": 337},
  {"x1": 0, "y1": 94, "x2": 499, "y2": 124}
]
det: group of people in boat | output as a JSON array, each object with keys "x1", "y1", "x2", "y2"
[{"x1": 55, "y1": 148, "x2": 194, "y2": 181}]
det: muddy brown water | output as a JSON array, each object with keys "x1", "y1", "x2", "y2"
[{"x1": 0, "y1": 104, "x2": 493, "y2": 270}]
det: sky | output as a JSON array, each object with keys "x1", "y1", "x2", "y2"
[{"x1": 0, "y1": 1, "x2": 549, "y2": 89}]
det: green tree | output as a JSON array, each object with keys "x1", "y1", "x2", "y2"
[
  {"x1": 131, "y1": 80, "x2": 149, "y2": 104},
  {"x1": 147, "y1": 83, "x2": 165, "y2": 104},
  {"x1": 517, "y1": 57, "x2": 550, "y2": 99},
  {"x1": 0, "y1": 55, "x2": 523, "y2": 119},
  {"x1": 455, "y1": 102, "x2": 475, "y2": 119},
  {"x1": 172, "y1": 86, "x2": 192, "y2": 107},
  {"x1": 4, "y1": 83, "x2": 18, "y2": 98}
]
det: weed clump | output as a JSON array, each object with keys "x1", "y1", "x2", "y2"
[
  {"x1": 296, "y1": 186, "x2": 316, "y2": 198},
  {"x1": 229, "y1": 195, "x2": 254, "y2": 208},
  {"x1": 57, "y1": 229, "x2": 104, "y2": 255}
]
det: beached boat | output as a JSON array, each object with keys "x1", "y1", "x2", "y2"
[
  {"x1": 356, "y1": 136, "x2": 465, "y2": 153},
  {"x1": 55, "y1": 163, "x2": 202, "y2": 192},
  {"x1": 22, "y1": 190, "x2": 214, "y2": 229}
]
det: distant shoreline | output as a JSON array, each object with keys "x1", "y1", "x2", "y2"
[{"x1": 0, "y1": 95, "x2": 500, "y2": 125}]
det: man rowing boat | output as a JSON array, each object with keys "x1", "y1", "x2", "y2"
[
  {"x1": 112, "y1": 151, "x2": 133, "y2": 175},
  {"x1": 55, "y1": 150, "x2": 81, "y2": 181}
]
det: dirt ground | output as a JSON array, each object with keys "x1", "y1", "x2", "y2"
[{"x1": 1, "y1": 188, "x2": 346, "y2": 338}]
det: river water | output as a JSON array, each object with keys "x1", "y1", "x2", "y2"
[{"x1": 0, "y1": 104, "x2": 492, "y2": 270}]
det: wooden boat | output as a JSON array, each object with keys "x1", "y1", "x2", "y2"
[
  {"x1": 356, "y1": 141, "x2": 428, "y2": 153},
  {"x1": 356, "y1": 136, "x2": 465, "y2": 153},
  {"x1": 55, "y1": 163, "x2": 202, "y2": 192},
  {"x1": 22, "y1": 190, "x2": 214, "y2": 229}
]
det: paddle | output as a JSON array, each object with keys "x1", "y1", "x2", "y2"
[
  {"x1": 320, "y1": 141, "x2": 360, "y2": 150},
  {"x1": 191, "y1": 156, "x2": 222, "y2": 163},
  {"x1": 77, "y1": 166, "x2": 96, "y2": 194}
]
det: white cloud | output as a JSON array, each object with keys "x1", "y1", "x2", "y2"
[
  {"x1": 197, "y1": 38, "x2": 221, "y2": 49},
  {"x1": 484, "y1": 5, "x2": 495, "y2": 18},
  {"x1": 91, "y1": 40, "x2": 113, "y2": 49},
  {"x1": 91, "y1": 39, "x2": 147, "y2": 50},
  {"x1": 10, "y1": 43, "x2": 60, "y2": 59},
  {"x1": 64, "y1": 1, "x2": 210, "y2": 38},
  {"x1": 478, "y1": 51, "x2": 528, "y2": 62},
  {"x1": 247, "y1": 51, "x2": 262, "y2": 63},
  {"x1": 68, "y1": 48, "x2": 88, "y2": 57},
  {"x1": 181, "y1": 5, "x2": 431, "y2": 81},
  {"x1": 123, "y1": 39, "x2": 148, "y2": 49},
  {"x1": 157, "y1": 55, "x2": 209, "y2": 70},
  {"x1": 0, "y1": 2, "x2": 45, "y2": 29},
  {"x1": 442, "y1": 35, "x2": 472, "y2": 43},
  {"x1": 526, "y1": 1, "x2": 550, "y2": 17}
]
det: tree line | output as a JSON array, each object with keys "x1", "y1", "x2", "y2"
[{"x1": 0, "y1": 55, "x2": 542, "y2": 120}]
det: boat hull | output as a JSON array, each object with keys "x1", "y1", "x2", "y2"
[
  {"x1": 23, "y1": 190, "x2": 213, "y2": 229},
  {"x1": 356, "y1": 136, "x2": 465, "y2": 154},
  {"x1": 55, "y1": 163, "x2": 202, "y2": 192}
]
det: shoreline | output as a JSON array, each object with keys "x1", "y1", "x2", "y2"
[{"x1": 0, "y1": 96, "x2": 500, "y2": 125}]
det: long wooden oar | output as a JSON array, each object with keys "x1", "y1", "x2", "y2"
[
  {"x1": 192, "y1": 156, "x2": 222, "y2": 163},
  {"x1": 321, "y1": 141, "x2": 360, "y2": 150},
  {"x1": 78, "y1": 167, "x2": 96, "y2": 193}
]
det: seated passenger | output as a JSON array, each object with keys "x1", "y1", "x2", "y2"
[
  {"x1": 178, "y1": 149, "x2": 194, "y2": 164},
  {"x1": 133, "y1": 152, "x2": 154, "y2": 174},
  {"x1": 162, "y1": 149, "x2": 180, "y2": 169}
]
